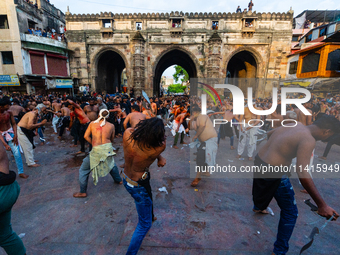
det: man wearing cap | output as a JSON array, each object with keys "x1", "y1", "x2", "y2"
[{"x1": 73, "y1": 109, "x2": 122, "y2": 198}]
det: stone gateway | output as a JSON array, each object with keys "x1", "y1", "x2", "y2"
[{"x1": 66, "y1": 10, "x2": 293, "y2": 97}]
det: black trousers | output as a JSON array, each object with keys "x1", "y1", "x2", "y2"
[{"x1": 79, "y1": 122, "x2": 90, "y2": 152}]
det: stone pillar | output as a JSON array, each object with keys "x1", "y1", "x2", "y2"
[
  {"x1": 207, "y1": 32, "x2": 222, "y2": 78},
  {"x1": 206, "y1": 32, "x2": 223, "y2": 95},
  {"x1": 130, "y1": 31, "x2": 145, "y2": 97}
]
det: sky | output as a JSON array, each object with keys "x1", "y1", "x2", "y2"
[{"x1": 50, "y1": 0, "x2": 340, "y2": 77}]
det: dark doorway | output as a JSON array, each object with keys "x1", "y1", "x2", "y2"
[
  {"x1": 96, "y1": 50, "x2": 126, "y2": 94},
  {"x1": 226, "y1": 50, "x2": 257, "y2": 93},
  {"x1": 153, "y1": 49, "x2": 197, "y2": 96}
]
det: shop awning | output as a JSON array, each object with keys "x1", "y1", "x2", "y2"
[
  {"x1": 0, "y1": 75, "x2": 20, "y2": 86},
  {"x1": 46, "y1": 78, "x2": 73, "y2": 89},
  {"x1": 281, "y1": 78, "x2": 340, "y2": 90}
]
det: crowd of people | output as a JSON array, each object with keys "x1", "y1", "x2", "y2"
[
  {"x1": 27, "y1": 24, "x2": 66, "y2": 42},
  {"x1": 0, "y1": 88, "x2": 340, "y2": 255}
]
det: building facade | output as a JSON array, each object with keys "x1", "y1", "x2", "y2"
[
  {"x1": 285, "y1": 20, "x2": 340, "y2": 94},
  {"x1": 0, "y1": 0, "x2": 71, "y2": 94},
  {"x1": 66, "y1": 10, "x2": 294, "y2": 97}
]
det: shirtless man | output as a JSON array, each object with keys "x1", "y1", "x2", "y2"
[
  {"x1": 67, "y1": 99, "x2": 91, "y2": 154},
  {"x1": 17, "y1": 108, "x2": 47, "y2": 167},
  {"x1": 84, "y1": 98, "x2": 99, "y2": 121},
  {"x1": 212, "y1": 104, "x2": 235, "y2": 149},
  {"x1": 270, "y1": 104, "x2": 284, "y2": 129},
  {"x1": 172, "y1": 111, "x2": 190, "y2": 149},
  {"x1": 142, "y1": 104, "x2": 155, "y2": 119},
  {"x1": 51, "y1": 99, "x2": 62, "y2": 134},
  {"x1": 150, "y1": 97, "x2": 157, "y2": 116},
  {"x1": 237, "y1": 104, "x2": 261, "y2": 160},
  {"x1": 73, "y1": 109, "x2": 122, "y2": 198},
  {"x1": 252, "y1": 115, "x2": 339, "y2": 255},
  {"x1": 58, "y1": 102, "x2": 71, "y2": 139},
  {"x1": 0, "y1": 142, "x2": 26, "y2": 254},
  {"x1": 123, "y1": 105, "x2": 146, "y2": 130},
  {"x1": 122, "y1": 118, "x2": 166, "y2": 254},
  {"x1": 52, "y1": 99, "x2": 62, "y2": 112},
  {"x1": 43, "y1": 97, "x2": 51, "y2": 109},
  {"x1": 295, "y1": 102, "x2": 313, "y2": 126},
  {"x1": 294, "y1": 102, "x2": 313, "y2": 193},
  {"x1": 9, "y1": 99, "x2": 25, "y2": 123},
  {"x1": 190, "y1": 105, "x2": 218, "y2": 187},
  {"x1": 0, "y1": 97, "x2": 28, "y2": 178}
]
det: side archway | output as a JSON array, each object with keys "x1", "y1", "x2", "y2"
[{"x1": 91, "y1": 47, "x2": 128, "y2": 94}]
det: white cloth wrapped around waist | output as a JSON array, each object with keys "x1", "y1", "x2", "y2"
[
  {"x1": 1, "y1": 127, "x2": 14, "y2": 142},
  {"x1": 171, "y1": 120, "x2": 185, "y2": 136},
  {"x1": 240, "y1": 123, "x2": 259, "y2": 145},
  {"x1": 90, "y1": 143, "x2": 116, "y2": 185}
]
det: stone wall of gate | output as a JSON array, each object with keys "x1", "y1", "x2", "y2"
[{"x1": 66, "y1": 10, "x2": 294, "y2": 97}]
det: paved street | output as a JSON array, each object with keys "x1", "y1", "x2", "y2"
[{"x1": 1, "y1": 125, "x2": 340, "y2": 255}]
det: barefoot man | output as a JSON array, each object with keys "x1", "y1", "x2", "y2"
[
  {"x1": 17, "y1": 108, "x2": 47, "y2": 167},
  {"x1": 51, "y1": 99, "x2": 62, "y2": 134},
  {"x1": 190, "y1": 105, "x2": 217, "y2": 187},
  {"x1": 122, "y1": 118, "x2": 166, "y2": 254},
  {"x1": 0, "y1": 97, "x2": 28, "y2": 178},
  {"x1": 58, "y1": 102, "x2": 71, "y2": 139},
  {"x1": 252, "y1": 115, "x2": 339, "y2": 255},
  {"x1": 172, "y1": 111, "x2": 190, "y2": 149},
  {"x1": 212, "y1": 104, "x2": 235, "y2": 150},
  {"x1": 73, "y1": 109, "x2": 122, "y2": 198},
  {"x1": 237, "y1": 103, "x2": 261, "y2": 160}
]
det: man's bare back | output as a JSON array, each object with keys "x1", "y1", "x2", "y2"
[
  {"x1": 52, "y1": 102, "x2": 62, "y2": 112},
  {"x1": 123, "y1": 128, "x2": 166, "y2": 181},
  {"x1": 125, "y1": 112, "x2": 146, "y2": 129},
  {"x1": 259, "y1": 123, "x2": 314, "y2": 166},
  {"x1": 18, "y1": 110, "x2": 46, "y2": 130},
  {"x1": 61, "y1": 107, "x2": 70, "y2": 117},
  {"x1": 9, "y1": 105, "x2": 25, "y2": 117},
  {"x1": 296, "y1": 107, "x2": 312, "y2": 126},
  {"x1": 84, "y1": 121, "x2": 115, "y2": 147}
]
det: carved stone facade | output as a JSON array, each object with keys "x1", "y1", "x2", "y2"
[{"x1": 66, "y1": 10, "x2": 294, "y2": 97}]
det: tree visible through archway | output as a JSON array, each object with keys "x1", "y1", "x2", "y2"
[{"x1": 153, "y1": 49, "x2": 197, "y2": 96}]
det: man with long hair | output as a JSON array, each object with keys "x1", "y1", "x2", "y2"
[{"x1": 122, "y1": 118, "x2": 166, "y2": 254}]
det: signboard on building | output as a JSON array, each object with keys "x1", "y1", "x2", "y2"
[
  {"x1": 56, "y1": 79, "x2": 73, "y2": 88},
  {"x1": 0, "y1": 75, "x2": 20, "y2": 86}
]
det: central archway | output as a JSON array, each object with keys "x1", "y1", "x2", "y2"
[
  {"x1": 153, "y1": 49, "x2": 197, "y2": 96},
  {"x1": 95, "y1": 50, "x2": 126, "y2": 94}
]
